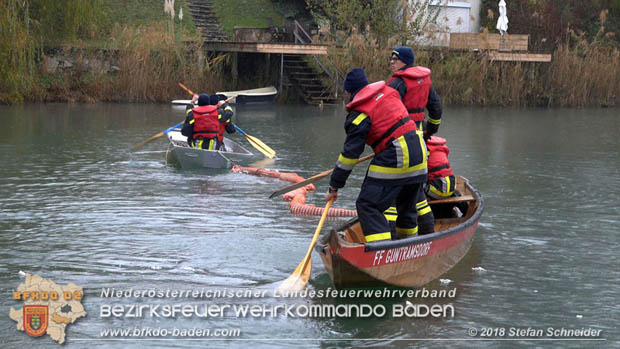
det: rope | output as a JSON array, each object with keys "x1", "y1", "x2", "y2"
[{"x1": 231, "y1": 165, "x2": 356, "y2": 217}]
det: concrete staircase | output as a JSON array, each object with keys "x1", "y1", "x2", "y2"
[
  {"x1": 283, "y1": 54, "x2": 339, "y2": 104},
  {"x1": 187, "y1": 0, "x2": 227, "y2": 41}
]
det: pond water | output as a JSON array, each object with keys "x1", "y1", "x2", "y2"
[{"x1": 0, "y1": 103, "x2": 618, "y2": 348}]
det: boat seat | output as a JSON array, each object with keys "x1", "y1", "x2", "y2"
[
  {"x1": 343, "y1": 194, "x2": 476, "y2": 244},
  {"x1": 344, "y1": 227, "x2": 367, "y2": 244},
  {"x1": 428, "y1": 195, "x2": 475, "y2": 205}
]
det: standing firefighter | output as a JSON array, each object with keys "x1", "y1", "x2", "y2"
[
  {"x1": 325, "y1": 68, "x2": 433, "y2": 242},
  {"x1": 388, "y1": 45, "x2": 442, "y2": 140},
  {"x1": 387, "y1": 45, "x2": 441, "y2": 232}
]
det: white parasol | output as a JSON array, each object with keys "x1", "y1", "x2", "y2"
[{"x1": 496, "y1": 0, "x2": 509, "y2": 36}]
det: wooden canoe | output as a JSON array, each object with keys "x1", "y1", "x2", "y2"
[
  {"x1": 315, "y1": 176, "x2": 483, "y2": 289},
  {"x1": 166, "y1": 130, "x2": 255, "y2": 169},
  {"x1": 171, "y1": 99, "x2": 193, "y2": 105},
  {"x1": 215, "y1": 86, "x2": 277, "y2": 104}
]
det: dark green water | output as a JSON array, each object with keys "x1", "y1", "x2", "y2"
[{"x1": 1, "y1": 103, "x2": 618, "y2": 348}]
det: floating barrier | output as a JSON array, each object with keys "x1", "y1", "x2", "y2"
[
  {"x1": 290, "y1": 203, "x2": 357, "y2": 217},
  {"x1": 231, "y1": 165, "x2": 357, "y2": 217}
]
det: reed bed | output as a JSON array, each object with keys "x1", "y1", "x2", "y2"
[{"x1": 316, "y1": 27, "x2": 617, "y2": 107}]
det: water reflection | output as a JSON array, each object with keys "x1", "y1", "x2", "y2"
[{"x1": 0, "y1": 104, "x2": 618, "y2": 347}]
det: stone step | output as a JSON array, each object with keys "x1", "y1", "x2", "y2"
[
  {"x1": 288, "y1": 70, "x2": 318, "y2": 76},
  {"x1": 194, "y1": 19, "x2": 221, "y2": 25},
  {"x1": 289, "y1": 77, "x2": 318, "y2": 82},
  {"x1": 190, "y1": 12, "x2": 217, "y2": 19},
  {"x1": 285, "y1": 68, "x2": 314, "y2": 74},
  {"x1": 192, "y1": 16, "x2": 219, "y2": 22},
  {"x1": 189, "y1": 10, "x2": 215, "y2": 17},
  {"x1": 188, "y1": 3, "x2": 214, "y2": 10},
  {"x1": 188, "y1": 0, "x2": 227, "y2": 41},
  {"x1": 283, "y1": 61, "x2": 309, "y2": 67},
  {"x1": 195, "y1": 23, "x2": 223, "y2": 30}
]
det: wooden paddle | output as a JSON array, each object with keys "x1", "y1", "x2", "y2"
[
  {"x1": 131, "y1": 122, "x2": 184, "y2": 151},
  {"x1": 232, "y1": 124, "x2": 276, "y2": 159},
  {"x1": 276, "y1": 198, "x2": 333, "y2": 293},
  {"x1": 268, "y1": 153, "x2": 374, "y2": 199},
  {"x1": 178, "y1": 82, "x2": 197, "y2": 97},
  {"x1": 131, "y1": 83, "x2": 195, "y2": 151}
]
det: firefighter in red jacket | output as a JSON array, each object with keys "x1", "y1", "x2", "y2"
[
  {"x1": 388, "y1": 46, "x2": 442, "y2": 141},
  {"x1": 386, "y1": 45, "x2": 440, "y2": 233},
  {"x1": 426, "y1": 136, "x2": 456, "y2": 199},
  {"x1": 325, "y1": 68, "x2": 434, "y2": 242},
  {"x1": 425, "y1": 136, "x2": 468, "y2": 217},
  {"x1": 210, "y1": 94, "x2": 236, "y2": 148},
  {"x1": 181, "y1": 94, "x2": 235, "y2": 150}
]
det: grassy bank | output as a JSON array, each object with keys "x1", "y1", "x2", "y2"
[
  {"x1": 0, "y1": 0, "x2": 226, "y2": 104},
  {"x1": 210, "y1": 0, "x2": 283, "y2": 39}
]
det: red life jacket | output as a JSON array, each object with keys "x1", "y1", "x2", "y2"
[
  {"x1": 388, "y1": 66, "x2": 432, "y2": 122},
  {"x1": 191, "y1": 105, "x2": 219, "y2": 140},
  {"x1": 426, "y1": 136, "x2": 454, "y2": 180},
  {"x1": 346, "y1": 81, "x2": 417, "y2": 154}
]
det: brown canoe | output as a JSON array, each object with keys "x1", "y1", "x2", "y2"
[{"x1": 315, "y1": 176, "x2": 483, "y2": 289}]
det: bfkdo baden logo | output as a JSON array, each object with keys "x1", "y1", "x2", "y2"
[
  {"x1": 24, "y1": 305, "x2": 49, "y2": 336},
  {"x1": 10, "y1": 273, "x2": 86, "y2": 344}
]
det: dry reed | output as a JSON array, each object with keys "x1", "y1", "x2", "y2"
[{"x1": 316, "y1": 24, "x2": 617, "y2": 107}]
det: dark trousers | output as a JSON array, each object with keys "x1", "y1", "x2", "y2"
[
  {"x1": 190, "y1": 138, "x2": 220, "y2": 150},
  {"x1": 356, "y1": 180, "x2": 431, "y2": 242},
  {"x1": 385, "y1": 197, "x2": 435, "y2": 237}
]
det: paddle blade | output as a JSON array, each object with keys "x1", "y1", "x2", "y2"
[
  {"x1": 131, "y1": 131, "x2": 164, "y2": 151},
  {"x1": 244, "y1": 134, "x2": 276, "y2": 159},
  {"x1": 276, "y1": 199, "x2": 333, "y2": 294},
  {"x1": 178, "y1": 82, "x2": 194, "y2": 96},
  {"x1": 268, "y1": 154, "x2": 375, "y2": 199},
  {"x1": 277, "y1": 259, "x2": 312, "y2": 293},
  {"x1": 268, "y1": 170, "x2": 332, "y2": 199}
]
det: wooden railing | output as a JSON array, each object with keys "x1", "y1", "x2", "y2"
[{"x1": 293, "y1": 20, "x2": 344, "y2": 96}]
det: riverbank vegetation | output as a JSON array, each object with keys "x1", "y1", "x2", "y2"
[
  {"x1": 1, "y1": 0, "x2": 618, "y2": 107},
  {"x1": 310, "y1": 0, "x2": 618, "y2": 107},
  {"x1": 0, "y1": 0, "x2": 226, "y2": 104}
]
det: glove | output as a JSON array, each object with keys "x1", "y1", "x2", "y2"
[
  {"x1": 423, "y1": 131, "x2": 431, "y2": 142},
  {"x1": 423, "y1": 121, "x2": 438, "y2": 141}
]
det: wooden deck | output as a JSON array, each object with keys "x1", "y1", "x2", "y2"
[
  {"x1": 203, "y1": 41, "x2": 328, "y2": 55},
  {"x1": 450, "y1": 33, "x2": 530, "y2": 51},
  {"x1": 487, "y1": 51, "x2": 552, "y2": 62},
  {"x1": 450, "y1": 33, "x2": 551, "y2": 62}
]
